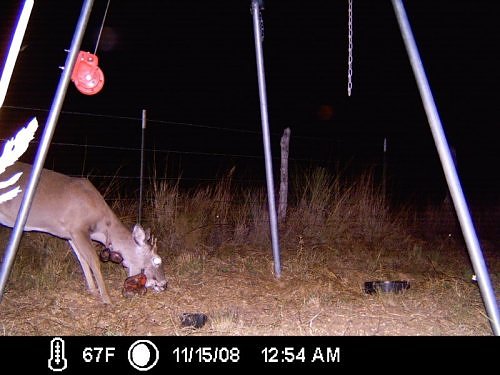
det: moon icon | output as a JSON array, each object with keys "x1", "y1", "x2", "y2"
[{"x1": 128, "y1": 340, "x2": 159, "y2": 371}]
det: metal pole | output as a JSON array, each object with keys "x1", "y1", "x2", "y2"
[
  {"x1": 251, "y1": 0, "x2": 281, "y2": 278},
  {"x1": 382, "y1": 137, "x2": 387, "y2": 202},
  {"x1": 138, "y1": 109, "x2": 146, "y2": 225},
  {"x1": 0, "y1": 0, "x2": 95, "y2": 303},
  {"x1": 0, "y1": 0, "x2": 34, "y2": 108},
  {"x1": 391, "y1": 0, "x2": 500, "y2": 335}
]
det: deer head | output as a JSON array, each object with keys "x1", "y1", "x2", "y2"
[{"x1": 114, "y1": 224, "x2": 167, "y2": 292}]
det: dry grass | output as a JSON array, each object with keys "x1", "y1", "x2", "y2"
[{"x1": 0, "y1": 168, "x2": 498, "y2": 336}]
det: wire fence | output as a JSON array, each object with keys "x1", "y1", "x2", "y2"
[
  {"x1": 0, "y1": 105, "x2": 448, "y2": 205},
  {"x1": 2, "y1": 107, "x2": 498, "y2": 243}
]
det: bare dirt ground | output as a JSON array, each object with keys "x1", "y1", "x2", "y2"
[{"x1": 1, "y1": 233, "x2": 497, "y2": 336}]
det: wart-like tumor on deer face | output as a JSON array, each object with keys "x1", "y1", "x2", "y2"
[{"x1": 124, "y1": 224, "x2": 167, "y2": 292}]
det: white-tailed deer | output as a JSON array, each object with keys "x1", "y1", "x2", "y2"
[{"x1": 0, "y1": 162, "x2": 166, "y2": 303}]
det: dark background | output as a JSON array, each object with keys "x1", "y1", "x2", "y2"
[{"x1": 1, "y1": 0, "x2": 499, "y2": 206}]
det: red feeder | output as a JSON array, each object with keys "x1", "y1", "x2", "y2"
[{"x1": 71, "y1": 51, "x2": 105, "y2": 95}]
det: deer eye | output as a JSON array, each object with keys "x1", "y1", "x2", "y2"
[{"x1": 152, "y1": 257, "x2": 162, "y2": 266}]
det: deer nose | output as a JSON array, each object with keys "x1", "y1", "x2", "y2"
[
  {"x1": 147, "y1": 278, "x2": 167, "y2": 292},
  {"x1": 156, "y1": 279, "x2": 168, "y2": 291}
]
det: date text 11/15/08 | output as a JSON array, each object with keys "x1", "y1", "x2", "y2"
[{"x1": 173, "y1": 347, "x2": 240, "y2": 363}]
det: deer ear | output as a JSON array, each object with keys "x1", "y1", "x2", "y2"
[{"x1": 132, "y1": 224, "x2": 146, "y2": 246}]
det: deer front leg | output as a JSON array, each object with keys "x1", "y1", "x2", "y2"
[
  {"x1": 69, "y1": 233, "x2": 112, "y2": 304},
  {"x1": 68, "y1": 240, "x2": 98, "y2": 293}
]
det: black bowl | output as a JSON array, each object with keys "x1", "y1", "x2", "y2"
[{"x1": 180, "y1": 313, "x2": 208, "y2": 328}]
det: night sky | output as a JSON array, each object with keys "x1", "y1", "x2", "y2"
[{"x1": 1, "y1": 0, "x2": 499, "y2": 204}]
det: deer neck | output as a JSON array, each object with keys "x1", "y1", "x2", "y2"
[{"x1": 106, "y1": 220, "x2": 135, "y2": 257}]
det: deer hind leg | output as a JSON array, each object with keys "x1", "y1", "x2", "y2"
[{"x1": 68, "y1": 233, "x2": 111, "y2": 304}]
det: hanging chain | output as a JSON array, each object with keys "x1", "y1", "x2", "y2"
[
  {"x1": 250, "y1": 2, "x2": 265, "y2": 42},
  {"x1": 347, "y1": 0, "x2": 353, "y2": 96},
  {"x1": 259, "y1": 8, "x2": 265, "y2": 42}
]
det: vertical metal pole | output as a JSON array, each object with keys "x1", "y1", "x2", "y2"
[
  {"x1": 0, "y1": 0, "x2": 34, "y2": 108},
  {"x1": 251, "y1": 0, "x2": 281, "y2": 278},
  {"x1": 0, "y1": 0, "x2": 95, "y2": 303},
  {"x1": 392, "y1": 0, "x2": 500, "y2": 335},
  {"x1": 382, "y1": 137, "x2": 387, "y2": 202},
  {"x1": 138, "y1": 109, "x2": 146, "y2": 225}
]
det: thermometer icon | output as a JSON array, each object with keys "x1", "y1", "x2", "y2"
[{"x1": 48, "y1": 337, "x2": 68, "y2": 372}]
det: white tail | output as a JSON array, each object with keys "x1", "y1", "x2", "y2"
[{"x1": 0, "y1": 162, "x2": 166, "y2": 303}]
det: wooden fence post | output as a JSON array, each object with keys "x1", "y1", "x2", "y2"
[{"x1": 278, "y1": 127, "x2": 290, "y2": 224}]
